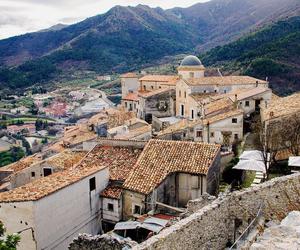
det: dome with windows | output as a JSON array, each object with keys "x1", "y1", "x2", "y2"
[{"x1": 180, "y1": 55, "x2": 202, "y2": 66}]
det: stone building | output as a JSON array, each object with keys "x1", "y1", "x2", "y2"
[
  {"x1": 122, "y1": 139, "x2": 221, "y2": 220},
  {"x1": 137, "y1": 88, "x2": 176, "y2": 123},
  {"x1": 138, "y1": 75, "x2": 179, "y2": 91}
]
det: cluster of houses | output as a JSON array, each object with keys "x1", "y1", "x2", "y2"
[
  {"x1": 121, "y1": 55, "x2": 271, "y2": 149},
  {"x1": 0, "y1": 55, "x2": 299, "y2": 250}
]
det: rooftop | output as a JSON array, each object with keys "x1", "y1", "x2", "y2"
[
  {"x1": 87, "y1": 145, "x2": 143, "y2": 181},
  {"x1": 100, "y1": 186, "x2": 122, "y2": 199},
  {"x1": 123, "y1": 139, "x2": 220, "y2": 194},
  {"x1": 183, "y1": 76, "x2": 267, "y2": 86},
  {"x1": 138, "y1": 88, "x2": 174, "y2": 98},
  {"x1": 139, "y1": 75, "x2": 179, "y2": 84},
  {"x1": 121, "y1": 72, "x2": 138, "y2": 78},
  {"x1": 123, "y1": 93, "x2": 139, "y2": 101},
  {"x1": 189, "y1": 93, "x2": 216, "y2": 104},
  {"x1": 180, "y1": 55, "x2": 203, "y2": 67},
  {"x1": 261, "y1": 92, "x2": 300, "y2": 121},
  {"x1": 203, "y1": 109, "x2": 244, "y2": 125},
  {"x1": 114, "y1": 125, "x2": 151, "y2": 140},
  {"x1": 212, "y1": 87, "x2": 271, "y2": 102},
  {"x1": 204, "y1": 98, "x2": 234, "y2": 116},
  {"x1": 0, "y1": 144, "x2": 143, "y2": 202}
]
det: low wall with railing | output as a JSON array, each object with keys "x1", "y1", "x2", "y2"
[{"x1": 135, "y1": 173, "x2": 300, "y2": 250}]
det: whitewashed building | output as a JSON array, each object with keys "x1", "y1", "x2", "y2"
[{"x1": 0, "y1": 153, "x2": 109, "y2": 250}]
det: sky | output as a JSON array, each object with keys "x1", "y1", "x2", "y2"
[{"x1": 0, "y1": 0, "x2": 208, "y2": 40}]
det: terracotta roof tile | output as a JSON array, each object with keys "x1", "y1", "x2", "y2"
[
  {"x1": 139, "y1": 75, "x2": 179, "y2": 84},
  {"x1": 204, "y1": 98, "x2": 234, "y2": 116},
  {"x1": 261, "y1": 92, "x2": 300, "y2": 121},
  {"x1": 123, "y1": 93, "x2": 139, "y2": 101},
  {"x1": 184, "y1": 76, "x2": 267, "y2": 86},
  {"x1": 203, "y1": 109, "x2": 244, "y2": 124},
  {"x1": 100, "y1": 186, "x2": 122, "y2": 199},
  {"x1": 123, "y1": 139, "x2": 220, "y2": 194}
]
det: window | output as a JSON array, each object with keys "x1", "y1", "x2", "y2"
[
  {"x1": 108, "y1": 203, "x2": 114, "y2": 212},
  {"x1": 210, "y1": 132, "x2": 214, "y2": 137},
  {"x1": 232, "y1": 118, "x2": 238, "y2": 123},
  {"x1": 191, "y1": 175, "x2": 199, "y2": 189},
  {"x1": 203, "y1": 90, "x2": 207, "y2": 93},
  {"x1": 133, "y1": 205, "x2": 141, "y2": 215},
  {"x1": 43, "y1": 168, "x2": 52, "y2": 177},
  {"x1": 124, "y1": 102, "x2": 127, "y2": 108},
  {"x1": 129, "y1": 103, "x2": 132, "y2": 111},
  {"x1": 189, "y1": 72, "x2": 194, "y2": 78},
  {"x1": 179, "y1": 90, "x2": 181, "y2": 97},
  {"x1": 143, "y1": 85, "x2": 146, "y2": 91},
  {"x1": 224, "y1": 90, "x2": 227, "y2": 93},
  {"x1": 196, "y1": 130, "x2": 203, "y2": 138},
  {"x1": 183, "y1": 132, "x2": 186, "y2": 137},
  {"x1": 159, "y1": 86, "x2": 161, "y2": 89},
  {"x1": 134, "y1": 103, "x2": 136, "y2": 109},
  {"x1": 31, "y1": 172, "x2": 35, "y2": 177},
  {"x1": 89, "y1": 177, "x2": 96, "y2": 191},
  {"x1": 245, "y1": 101, "x2": 250, "y2": 107},
  {"x1": 151, "y1": 86, "x2": 154, "y2": 90},
  {"x1": 180, "y1": 104, "x2": 185, "y2": 116},
  {"x1": 214, "y1": 89, "x2": 217, "y2": 93},
  {"x1": 234, "y1": 134, "x2": 239, "y2": 140},
  {"x1": 191, "y1": 110, "x2": 194, "y2": 119},
  {"x1": 184, "y1": 91, "x2": 187, "y2": 98}
]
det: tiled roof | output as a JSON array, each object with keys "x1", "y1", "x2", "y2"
[
  {"x1": 138, "y1": 88, "x2": 174, "y2": 98},
  {"x1": 1, "y1": 154, "x2": 41, "y2": 173},
  {"x1": 184, "y1": 76, "x2": 267, "y2": 86},
  {"x1": 157, "y1": 119, "x2": 191, "y2": 137},
  {"x1": 204, "y1": 98, "x2": 234, "y2": 116},
  {"x1": 139, "y1": 75, "x2": 179, "y2": 84},
  {"x1": 189, "y1": 93, "x2": 217, "y2": 104},
  {"x1": 114, "y1": 125, "x2": 151, "y2": 140},
  {"x1": 100, "y1": 186, "x2": 122, "y2": 199},
  {"x1": 123, "y1": 93, "x2": 139, "y2": 101},
  {"x1": 212, "y1": 87, "x2": 270, "y2": 102},
  {"x1": 45, "y1": 150, "x2": 86, "y2": 171},
  {"x1": 261, "y1": 92, "x2": 300, "y2": 121},
  {"x1": 123, "y1": 139, "x2": 220, "y2": 194},
  {"x1": 0, "y1": 157, "x2": 107, "y2": 203},
  {"x1": 0, "y1": 144, "x2": 143, "y2": 202},
  {"x1": 203, "y1": 109, "x2": 244, "y2": 125},
  {"x1": 88, "y1": 145, "x2": 143, "y2": 181},
  {"x1": 121, "y1": 73, "x2": 138, "y2": 78}
]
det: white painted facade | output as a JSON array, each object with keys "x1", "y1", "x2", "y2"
[
  {"x1": 101, "y1": 197, "x2": 122, "y2": 223},
  {"x1": 0, "y1": 167, "x2": 109, "y2": 250}
]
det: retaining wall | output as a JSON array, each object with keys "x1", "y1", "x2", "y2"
[{"x1": 136, "y1": 173, "x2": 300, "y2": 250}]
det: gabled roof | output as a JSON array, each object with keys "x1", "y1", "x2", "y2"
[
  {"x1": 261, "y1": 92, "x2": 300, "y2": 121},
  {"x1": 204, "y1": 98, "x2": 234, "y2": 116},
  {"x1": 183, "y1": 76, "x2": 267, "y2": 86},
  {"x1": 0, "y1": 144, "x2": 143, "y2": 203},
  {"x1": 138, "y1": 88, "x2": 175, "y2": 98},
  {"x1": 139, "y1": 75, "x2": 179, "y2": 84},
  {"x1": 123, "y1": 139, "x2": 220, "y2": 194},
  {"x1": 212, "y1": 87, "x2": 271, "y2": 102},
  {"x1": 203, "y1": 109, "x2": 244, "y2": 125}
]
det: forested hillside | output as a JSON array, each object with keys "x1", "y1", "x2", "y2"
[{"x1": 201, "y1": 17, "x2": 300, "y2": 95}]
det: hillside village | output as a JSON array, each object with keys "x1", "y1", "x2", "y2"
[{"x1": 0, "y1": 53, "x2": 298, "y2": 250}]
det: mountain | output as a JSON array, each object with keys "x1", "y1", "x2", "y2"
[
  {"x1": 200, "y1": 16, "x2": 300, "y2": 95},
  {"x1": 39, "y1": 24, "x2": 69, "y2": 33},
  {"x1": 0, "y1": 0, "x2": 299, "y2": 91}
]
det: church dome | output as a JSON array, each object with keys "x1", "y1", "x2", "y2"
[{"x1": 180, "y1": 55, "x2": 202, "y2": 66}]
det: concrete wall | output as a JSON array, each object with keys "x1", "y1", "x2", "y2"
[
  {"x1": 33, "y1": 167, "x2": 109, "y2": 250},
  {"x1": 135, "y1": 173, "x2": 300, "y2": 250},
  {"x1": 101, "y1": 197, "x2": 122, "y2": 223},
  {"x1": 0, "y1": 201, "x2": 36, "y2": 250}
]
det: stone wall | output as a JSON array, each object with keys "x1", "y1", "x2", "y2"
[{"x1": 135, "y1": 173, "x2": 300, "y2": 250}]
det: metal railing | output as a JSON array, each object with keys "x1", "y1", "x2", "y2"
[{"x1": 230, "y1": 203, "x2": 264, "y2": 249}]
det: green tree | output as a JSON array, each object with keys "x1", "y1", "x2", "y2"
[{"x1": 0, "y1": 221, "x2": 20, "y2": 250}]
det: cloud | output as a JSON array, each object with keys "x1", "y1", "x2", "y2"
[{"x1": 0, "y1": 0, "x2": 208, "y2": 39}]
